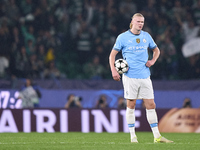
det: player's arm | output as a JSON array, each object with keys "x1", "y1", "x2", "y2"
[
  {"x1": 109, "y1": 49, "x2": 121, "y2": 81},
  {"x1": 146, "y1": 47, "x2": 160, "y2": 67}
]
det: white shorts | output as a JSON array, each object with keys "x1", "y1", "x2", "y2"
[{"x1": 122, "y1": 74, "x2": 154, "y2": 99}]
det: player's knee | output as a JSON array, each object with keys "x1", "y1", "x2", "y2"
[
  {"x1": 127, "y1": 103, "x2": 136, "y2": 109},
  {"x1": 146, "y1": 102, "x2": 156, "y2": 109},
  {"x1": 127, "y1": 100, "x2": 136, "y2": 109},
  {"x1": 150, "y1": 102, "x2": 156, "y2": 109}
]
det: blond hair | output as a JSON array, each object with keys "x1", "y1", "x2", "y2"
[{"x1": 129, "y1": 13, "x2": 144, "y2": 29}]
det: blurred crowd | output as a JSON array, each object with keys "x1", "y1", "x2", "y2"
[
  {"x1": 0, "y1": 0, "x2": 200, "y2": 80},
  {"x1": 64, "y1": 94, "x2": 127, "y2": 109}
]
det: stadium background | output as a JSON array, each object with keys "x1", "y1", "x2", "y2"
[{"x1": 0, "y1": 0, "x2": 200, "y2": 133}]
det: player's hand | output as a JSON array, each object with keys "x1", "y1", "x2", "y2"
[
  {"x1": 146, "y1": 60, "x2": 155, "y2": 67},
  {"x1": 112, "y1": 69, "x2": 121, "y2": 81}
]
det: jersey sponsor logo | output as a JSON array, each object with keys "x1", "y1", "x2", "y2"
[
  {"x1": 136, "y1": 38, "x2": 140, "y2": 43},
  {"x1": 143, "y1": 39, "x2": 146, "y2": 43},
  {"x1": 128, "y1": 46, "x2": 148, "y2": 50},
  {"x1": 133, "y1": 50, "x2": 145, "y2": 52}
]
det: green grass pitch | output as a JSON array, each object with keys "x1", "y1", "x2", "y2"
[{"x1": 0, "y1": 132, "x2": 199, "y2": 150}]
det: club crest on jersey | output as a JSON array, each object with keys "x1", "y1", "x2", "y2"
[
  {"x1": 143, "y1": 39, "x2": 146, "y2": 43},
  {"x1": 136, "y1": 38, "x2": 140, "y2": 43}
]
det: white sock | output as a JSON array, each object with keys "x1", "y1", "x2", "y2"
[
  {"x1": 126, "y1": 107, "x2": 136, "y2": 138},
  {"x1": 146, "y1": 109, "x2": 161, "y2": 138}
]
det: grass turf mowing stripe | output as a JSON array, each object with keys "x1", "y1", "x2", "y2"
[{"x1": 0, "y1": 132, "x2": 199, "y2": 150}]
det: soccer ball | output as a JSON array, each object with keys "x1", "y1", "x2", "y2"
[{"x1": 114, "y1": 59, "x2": 129, "y2": 74}]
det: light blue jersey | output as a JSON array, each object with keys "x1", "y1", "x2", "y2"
[{"x1": 113, "y1": 30, "x2": 157, "y2": 79}]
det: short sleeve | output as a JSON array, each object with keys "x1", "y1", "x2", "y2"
[
  {"x1": 147, "y1": 33, "x2": 157, "y2": 50},
  {"x1": 113, "y1": 34, "x2": 124, "y2": 51}
]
